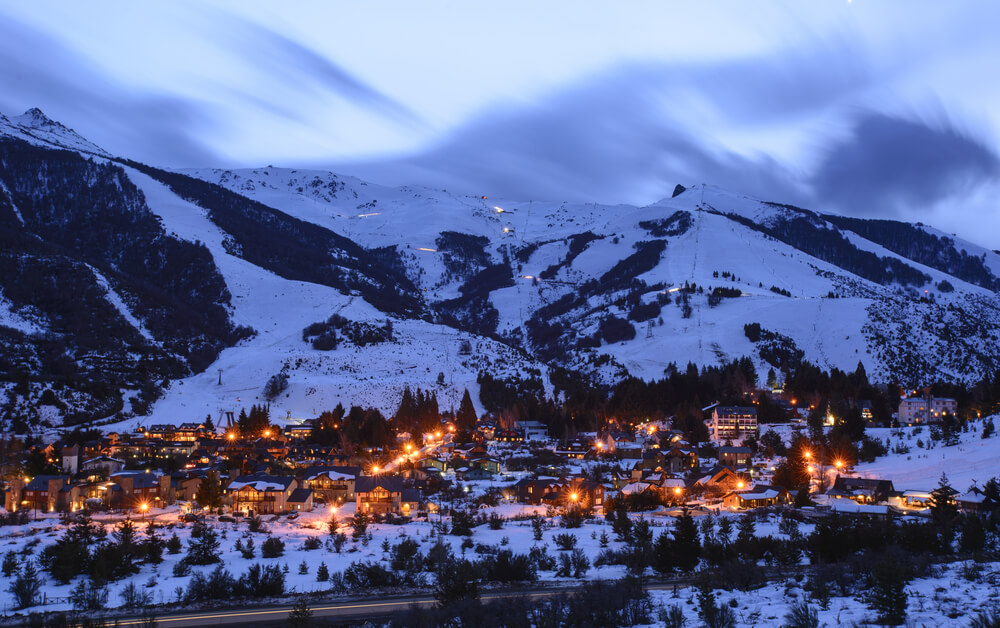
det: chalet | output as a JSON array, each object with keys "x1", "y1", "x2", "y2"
[
  {"x1": 958, "y1": 490, "x2": 993, "y2": 514},
  {"x1": 109, "y1": 471, "x2": 171, "y2": 510},
  {"x1": 718, "y1": 446, "x2": 752, "y2": 470},
  {"x1": 227, "y1": 475, "x2": 297, "y2": 515},
  {"x1": 5, "y1": 475, "x2": 71, "y2": 512},
  {"x1": 175, "y1": 423, "x2": 208, "y2": 442},
  {"x1": 663, "y1": 445, "x2": 698, "y2": 472},
  {"x1": 554, "y1": 439, "x2": 591, "y2": 460},
  {"x1": 830, "y1": 475, "x2": 895, "y2": 504},
  {"x1": 515, "y1": 477, "x2": 603, "y2": 508},
  {"x1": 710, "y1": 406, "x2": 758, "y2": 443},
  {"x1": 466, "y1": 456, "x2": 500, "y2": 475},
  {"x1": 80, "y1": 455, "x2": 126, "y2": 475},
  {"x1": 144, "y1": 424, "x2": 175, "y2": 440},
  {"x1": 287, "y1": 488, "x2": 314, "y2": 512},
  {"x1": 724, "y1": 485, "x2": 790, "y2": 509},
  {"x1": 661, "y1": 477, "x2": 687, "y2": 502},
  {"x1": 418, "y1": 457, "x2": 448, "y2": 473},
  {"x1": 694, "y1": 467, "x2": 751, "y2": 497},
  {"x1": 356, "y1": 476, "x2": 415, "y2": 516},
  {"x1": 494, "y1": 429, "x2": 525, "y2": 443},
  {"x1": 300, "y1": 466, "x2": 360, "y2": 504}
]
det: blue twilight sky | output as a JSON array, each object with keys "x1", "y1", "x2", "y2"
[{"x1": 1, "y1": 1, "x2": 999, "y2": 243}]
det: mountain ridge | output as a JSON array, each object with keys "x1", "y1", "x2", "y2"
[{"x1": 2, "y1": 108, "x2": 999, "y2": 434}]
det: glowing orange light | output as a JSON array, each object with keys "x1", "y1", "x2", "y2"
[
  {"x1": 673, "y1": 487, "x2": 682, "y2": 495},
  {"x1": 372, "y1": 465, "x2": 380, "y2": 474},
  {"x1": 405, "y1": 444, "x2": 413, "y2": 452},
  {"x1": 263, "y1": 430, "x2": 271, "y2": 438},
  {"x1": 803, "y1": 451, "x2": 812, "y2": 459},
  {"x1": 329, "y1": 505, "x2": 338, "y2": 514},
  {"x1": 570, "y1": 492, "x2": 578, "y2": 502},
  {"x1": 139, "y1": 502, "x2": 149, "y2": 512},
  {"x1": 835, "y1": 460, "x2": 843, "y2": 469},
  {"x1": 737, "y1": 481, "x2": 745, "y2": 489},
  {"x1": 435, "y1": 431, "x2": 442, "y2": 439},
  {"x1": 227, "y1": 432, "x2": 235, "y2": 441}
]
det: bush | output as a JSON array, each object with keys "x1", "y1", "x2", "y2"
[
  {"x1": 553, "y1": 533, "x2": 578, "y2": 551},
  {"x1": 481, "y1": 550, "x2": 537, "y2": 583},
  {"x1": 783, "y1": 601, "x2": 819, "y2": 628},
  {"x1": 261, "y1": 536, "x2": 285, "y2": 558},
  {"x1": 344, "y1": 561, "x2": 398, "y2": 589},
  {"x1": 302, "y1": 536, "x2": 321, "y2": 550}
]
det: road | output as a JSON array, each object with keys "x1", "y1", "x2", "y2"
[{"x1": 107, "y1": 581, "x2": 696, "y2": 627}]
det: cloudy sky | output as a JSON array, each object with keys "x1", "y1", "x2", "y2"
[{"x1": 2, "y1": 1, "x2": 998, "y2": 243}]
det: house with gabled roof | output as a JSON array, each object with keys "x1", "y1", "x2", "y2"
[{"x1": 227, "y1": 475, "x2": 297, "y2": 515}]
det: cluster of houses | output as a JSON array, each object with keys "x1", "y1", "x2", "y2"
[{"x1": 2, "y1": 399, "x2": 988, "y2": 522}]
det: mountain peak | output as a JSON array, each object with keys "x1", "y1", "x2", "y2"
[
  {"x1": 2, "y1": 107, "x2": 110, "y2": 158},
  {"x1": 14, "y1": 107, "x2": 62, "y2": 129}
]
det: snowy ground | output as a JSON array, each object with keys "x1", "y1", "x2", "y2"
[
  {"x1": 1, "y1": 505, "x2": 994, "y2": 626},
  {"x1": 645, "y1": 559, "x2": 1000, "y2": 627},
  {"x1": 759, "y1": 420, "x2": 1000, "y2": 494}
]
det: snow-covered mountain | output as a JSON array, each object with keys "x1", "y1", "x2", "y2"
[{"x1": 3, "y1": 108, "x2": 1000, "y2": 433}]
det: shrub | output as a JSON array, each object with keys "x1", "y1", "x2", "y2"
[
  {"x1": 261, "y1": 536, "x2": 285, "y2": 558},
  {"x1": 553, "y1": 533, "x2": 578, "y2": 551}
]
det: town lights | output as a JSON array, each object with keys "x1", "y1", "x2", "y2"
[
  {"x1": 329, "y1": 505, "x2": 338, "y2": 515},
  {"x1": 673, "y1": 487, "x2": 682, "y2": 495},
  {"x1": 227, "y1": 432, "x2": 235, "y2": 441},
  {"x1": 803, "y1": 450, "x2": 812, "y2": 460},
  {"x1": 263, "y1": 429, "x2": 271, "y2": 438},
  {"x1": 405, "y1": 444, "x2": 413, "y2": 452},
  {"x1": 570, "y1": 492, "x2": 578, "y2": 502},
  {"x1": 737, "y1": 481, "x2": 745, "y2": 489},
  {"x1": 835, "y1": 460, "x2": 844, "y2": 469},
  {"x1": 435, "y1": 431, "x2": 442, "y2": 439},
  {"x1": 372, "y1": 465, "x2": 380, "y2": 474}
]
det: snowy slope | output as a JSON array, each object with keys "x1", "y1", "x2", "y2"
[
  {"x1": 189, "y1": 166, "x2": 1000, "y2": 388},
  {"x1": 7, "y1": 108, "x2": 1000, "y2": 429},
  {"x1": 0, "y1": 108, "x2": 111, "y2": 158},
  {"x1": 117, "y1": 167, "x2": 548, "y2": 428}
]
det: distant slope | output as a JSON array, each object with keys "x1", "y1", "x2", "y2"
[
  {"x1": 5, "y1": 108, "x2": 1000, "y2": 433},
  {"x1": 0, "y1": 136, "x2": 250, "y2": 429}
]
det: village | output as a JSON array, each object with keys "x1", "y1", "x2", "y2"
[
  {"x1": 3, "y1": 390, "x2": 988, "y2": 527},
  {"x1": 1, "y1": 384, "x2": 998, "y2": 626}
]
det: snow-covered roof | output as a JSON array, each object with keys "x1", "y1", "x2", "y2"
[
  {"x1": 228, "y1": 475, "x2": 294, "y2": 492},
  {"x1": 622, "y1": 482, "x2": 652, "y2": 495}
]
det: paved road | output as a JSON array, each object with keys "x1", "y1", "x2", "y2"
[{"x1": 110, "y1": 581, "x2": 696, "y2": 627}]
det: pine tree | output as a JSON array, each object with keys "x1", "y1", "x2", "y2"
[
  {"x1": 8, "y1": 560, "x2": 42, "y2": 610},
  {"x1": 672, "y1": 509, "x2": 701, "y2": 572},
  {"x1": 166, "y1": 532, "x2": 183, "y2": 554},
  {"x1": 195, "y1": 472, "x2": 224, "y2": 509},
  {"x1": 865, "y1": 554, "x2": 908, "y2": 625},
  {"x1": 316, "y1": 562, "x2": 329, "y2": 582},
  {"x1": 930, "y1": 473, "x2": 958, "y2": 528},
  {"x1": 204, "y1": 414, "x2": 215, "y2": 433},
  {"x1": 185, "y1": 527, "x2": 221, "y2": 565},
  {"x1": 456, "y1": 389, "x2": 477, "y2": 431},
  {"x1": 287, "y1": 598, "x2": 312, "y2": 628}
]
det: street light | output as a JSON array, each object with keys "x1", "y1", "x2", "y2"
[{"x1": 139, "y1": 502, "x2": 149, "y2": 522}]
